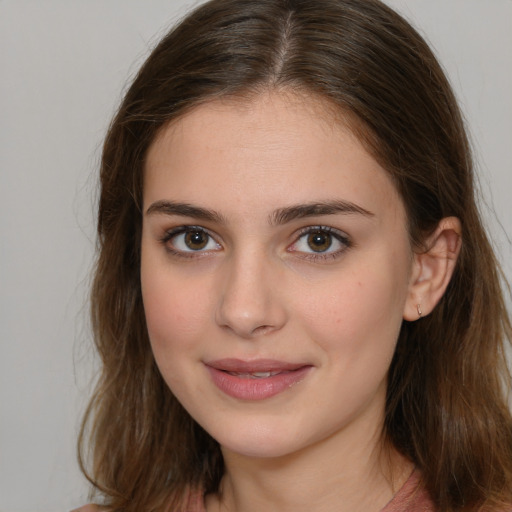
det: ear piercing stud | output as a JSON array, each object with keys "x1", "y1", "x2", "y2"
[{"x1": 417, "y1": 304, "x2": 423, "y2": 318}]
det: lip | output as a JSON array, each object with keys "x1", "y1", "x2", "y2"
[{"x1": 205, "y1": 358, "x2": 313, "y2": 400}]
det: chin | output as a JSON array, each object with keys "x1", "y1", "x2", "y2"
[
  {"x1": 209, "y1": 417, "x2": 313, "y2": 460},
  {"x1": 221, "y1": 438, "x2": 300, "y2": 459}
]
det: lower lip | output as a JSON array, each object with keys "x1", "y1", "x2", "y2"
[{"x1": 206, "y1": 366, "x2": 312, "y2": 400}]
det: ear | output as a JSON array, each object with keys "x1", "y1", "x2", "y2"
[{"x1": 403, "y1": 217, "x2": 462, "y2": 321}]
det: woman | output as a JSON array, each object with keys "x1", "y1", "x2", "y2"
[{"x1": 76, "y1": 0, "x2": 512, "y2": 510}]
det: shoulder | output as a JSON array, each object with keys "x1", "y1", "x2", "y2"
[
  {"x1": 381, "y1": 469, "x2": 435, "y2": 512},
  {"x1": 70, "y1": 506, "x2": 107, "y2": 512},
  {"x1": 70, "y1": 490, "x2": 205, "y2": 512}
]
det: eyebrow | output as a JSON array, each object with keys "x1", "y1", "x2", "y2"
[
  {"x1": 146, "y1": 200, "x2": 226, "y2": 223},
  {"x1": 145, "y1": 199, "x2": 374, "y2": 224},
  {"x1": 270, "y1": 200, "x2": 374, "y2": 225}
]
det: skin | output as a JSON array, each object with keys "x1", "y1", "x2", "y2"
[{"x1": 136, "y1": 91, "x2": 460, "y2": 512}]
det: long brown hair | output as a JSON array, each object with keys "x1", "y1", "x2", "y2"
[{"x1": 79, "y1": 0, "x2": 512, "y2": 510}]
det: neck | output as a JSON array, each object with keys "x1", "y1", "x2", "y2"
[{"x1": 206, "y1": 411, "x2": 412, "y2": 512}]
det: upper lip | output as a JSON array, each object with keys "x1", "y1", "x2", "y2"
[{"x1": 205, "y1": 358, "x2": 309, "y2": 372}]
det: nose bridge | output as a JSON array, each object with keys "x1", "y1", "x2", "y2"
[{"x1": 215, "y1": 244, "x2": 286, "y2": 338}]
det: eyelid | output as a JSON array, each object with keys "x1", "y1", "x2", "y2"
[
  {"x1": 157, "y1": 223, "x2": 351, "y2": 261},
  {"x1": 160, "y1": 225, "x2": 222, "y2": 257},
  {"x1": 287, "y1": 225, "x2": 351, "y2": 261}
]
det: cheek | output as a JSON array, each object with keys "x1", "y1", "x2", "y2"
[
  {"x1": 141, "y1": 259, "x2": 211, "y2": 355},
  {"x1": 296, "y1": 263, "x2": 407, "y2": 362},
  {"x1": 141, "y1": 265, "x2": 215, "y2": 400}
]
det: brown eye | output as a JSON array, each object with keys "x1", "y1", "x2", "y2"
[
  {"x1": 184, "y1": 230, "x2": 209, "y2": 250},
  {"x1": 307, "y1": 231, "x2": 333, "y2": 252},
  {"x1": 288, "y1": 226, "x2": 350, "y2": 260},
  {"x1": 164, "y1": 227, "x2": 221, "y2": 254}
]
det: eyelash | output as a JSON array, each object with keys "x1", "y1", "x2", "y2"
[
  {"x1": 159, "y1": 226, "x2": 221, "y2": 259},
  {"x1": 159, "y1": 225, "x2": 351, "y2": 261},
  {"x1": 288, "y1": 225, "x2": 351, "y2": 262}
]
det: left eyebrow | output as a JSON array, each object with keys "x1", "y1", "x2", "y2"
[{"x1": 270, "y1": 200, "x2": 374, "y2": 225}]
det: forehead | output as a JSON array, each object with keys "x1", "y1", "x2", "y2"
[
  {"x1": 146, "y1": 89, "x2": 361, "y2": 165},
  {"x1": 143, "y1": 91, "x2": 404, "y2": 223}
]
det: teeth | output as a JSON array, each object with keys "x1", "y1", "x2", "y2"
[
  {"x1": 251, "y1": 371, "x2": 273, "y2": 378},
  {"x1": 227, "y1": 371, "x2": 281, "y2": 379}
]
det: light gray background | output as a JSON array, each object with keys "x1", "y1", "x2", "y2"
[{"x1": 1, "y1": 1, "x2": 511, "y2": 511}]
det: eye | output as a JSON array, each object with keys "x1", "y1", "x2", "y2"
[
  {"x1": 305, "y1": 231, "x2": 334, "y2": 252},
  {"x1": 288, "y1": 226, "x2": 350, "y2": 259},
  {"x1": 161, "y1": 226, "x2": 221, "y2": 255}
]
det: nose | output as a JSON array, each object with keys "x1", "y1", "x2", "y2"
[{"x1": 215, "y1": 249, "x2": 287, "y2": 339}]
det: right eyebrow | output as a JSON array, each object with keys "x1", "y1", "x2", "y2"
[{"x1": 145, "y1": 200, "x2": 226, "y2": 224}]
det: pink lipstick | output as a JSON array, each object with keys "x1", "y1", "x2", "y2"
[{"x1": 205, "y1": 359, "x2": 312, "y2": 400}]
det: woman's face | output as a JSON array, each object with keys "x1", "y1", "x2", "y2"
[{"x1": 141, "y1": 92, "x2": 416, "y2": 459}]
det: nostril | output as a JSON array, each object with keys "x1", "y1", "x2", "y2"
[
  {"x1": 218, "y1": 322, "x2": 275, "y2": 338},
  {"x1": 250, "y1": 325, "x2": 274, "y2": 336}
]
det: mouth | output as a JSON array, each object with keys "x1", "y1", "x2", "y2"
[{"x1": 204, "y1": 359, "x2": 312, "y2": 400}]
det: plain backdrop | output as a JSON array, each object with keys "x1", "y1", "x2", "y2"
[{"x1": 0, "y1": 1, "x2": 511, "y2": 511}]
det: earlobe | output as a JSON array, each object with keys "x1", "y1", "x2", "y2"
[{"x1": 403, "y1": 217, "x2": 462, "y2": 321}]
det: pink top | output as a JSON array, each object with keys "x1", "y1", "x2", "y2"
[
  {"x1": 184, "y1": 469, "x2": 434, "y2": 511},
  {"x1": 381, "y1": 470, "x2": 435, "y2": 512}
]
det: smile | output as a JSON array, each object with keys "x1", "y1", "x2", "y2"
[{"x1": 205, "y1": 359, "x2": 312, "y2": 400}]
